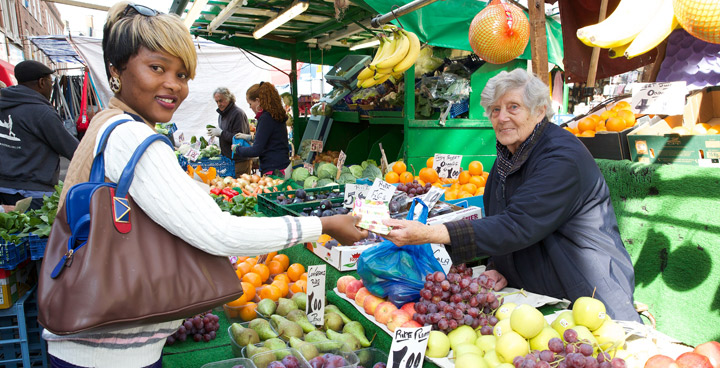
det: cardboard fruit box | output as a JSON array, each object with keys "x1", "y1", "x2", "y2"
[{"x1": 627, "y1": 87, "x2": 720, "y2": 167}]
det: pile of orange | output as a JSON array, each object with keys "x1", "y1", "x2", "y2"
[
  {"x1": 565, "y1": 101, "x2": 638, "y2": 138},
  {"x1": 384, "y1": 161, "x2": 414, "y2": 184},
  {"x1": 444, "y1": 160, "x2": 488, "y2": 200}
]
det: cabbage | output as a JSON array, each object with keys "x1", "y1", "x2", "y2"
[
  {"x1": 361, "y1": 159, "x2": 378, "y2": 169},
  {"x1": 318, "y1": 178, "x2": 336, "y2": 187},
  {"x1": 349, "y1": 165, "x2": 363, "y2": 178},
  {"x1": 317, "y1": 163, "x2": 338, "y2": 180},
  {"x1": 304, "y1": 176, "x2": 319, "y2": 189},
  {"x1": 338, "y1": 173, "x2": 357, "y2": 185},
  {"x1": 361, "y1": 164, "x2": 383, "y2": 181},
  {"x1": 292, "y1": 167, "x2": 310, "y2": 182},
  {"x1": 341, "y1": 166, "x2": 351, "y2": 175}
]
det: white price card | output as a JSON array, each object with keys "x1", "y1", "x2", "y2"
[
  {"x1": 433, "y1": 154, "x2": 463, "y2": 179},
  {"x1": 310, "y1": 140, "x2": 324, "y2": 152},
  {"x1": 184, "y1": 148, "x2": 200, "y2": 162},
  {"x1": 306, "y1": 265, "x2": 326, "y2": 326},
  {"x1": 303, "y1": 162, "x2": 315, "y2": 175},
  {"x1": 336, "y1": 151, "x2": 347, "y2": 180},
  {"x1": 388, "y1": 326, "x2": 432, "y2": 368},
  {"x1": 631, "y1": 81, "x2": 687, "y2": 115},
  {"x1": 343, "y1": 184, "x2": 370, "y2": 209},
  {"x1": 431, "y1": 244, "x2": 452, "y2": 274},
  {"x1": 367, "y1": 178, "x2": 396, "y2": 202},
  {"x1": 178, "y1": 132, "x2": 185, "y2": 143}
]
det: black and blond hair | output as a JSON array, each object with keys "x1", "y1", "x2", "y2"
[
  {"x1": 102, "y1": 1, "x2": 197, "y2": 81},
  {"x1": 247, "y1": 82, "x2": 287, "y2": 123}
]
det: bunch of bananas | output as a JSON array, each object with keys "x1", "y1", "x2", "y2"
[
  {"x1": 577, "y1": 0, "x2": 678, "y2": 59},
  {"x1": 356, "y1": 27, "x2": 421, "y2": 89}
]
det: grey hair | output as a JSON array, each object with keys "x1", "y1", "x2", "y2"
[
  {"x1": 480, "y1": 69, "x2": 554, "y2": 120},
  {"x1": 213, "y1": 87, "x2": 235, "y2": 104}
]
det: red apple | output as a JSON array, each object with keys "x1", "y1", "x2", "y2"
[
  {"x1": 375, "y1": 302, "x2": 398, "y2": 324},
  {"x1": 644, "y1": 355, "x2": 678, "y2": 368},
  {"x1": 387, "y1": 310, "x2": 411, "y2": 332},
  {"x1": 354, "y1": 287, "x2": 371, "y2": 306},
  {"x1": 695, "y1": 342, "x2": 720, "y2": 368},
  {"x1": 345, "y1": 280, "x2": 364, "y2": 300},
  {"x1": 401, "y1": 302, "x2": 416, "y2": 315},
  {"x1": 363, "y1": 295, "x2": 384, "y2": 314},
  {"x1": 336, "y1": 275, "x2": 357, "y2": 294},
  {"x1": 402, "y1": 320, "x2": 422, "y2": 328},
  {"x1": 677, "y1": 352, "x2": 713, "y2": 368}
]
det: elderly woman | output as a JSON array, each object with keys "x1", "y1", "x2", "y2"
[
  {"x1": 208, "y1": 87, "x2": 252, "y2": 174},
  {"x1": 383, "y1": 69, "x2": 640, "y2": 322},
  {"x1": 46, "y1": 3, "x2": 367, "y2": 367}
]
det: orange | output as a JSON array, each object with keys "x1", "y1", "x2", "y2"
[
  {"x1": 416, "y1": 178, "x2": 426, "y2": 187},
  {"x1": 462, "y1": 183, "x2": 478, "y2": 194},
  {"x1": 385, "y1": 171, "x2": 400, "y2": 184},
  {"x1": 579, "y1": 130, "x2": 596, "y2": 137},
  {"x1": 268, "y1": 260, "x2": 284, "y2": 275},
  {"x1": 419, "y1": 168, "x2": 439, "y2": 183},
  {"x1": 235, "y1": 267, "x2": 245, "y2": 279},
  {"x1": 468, "y1": 161, "x2": 483, "y2": 176},
  {"x1": 227, "y1": 281, "x2": 256, "y2": 306},
  {"x1": 291, "y1": 280, "x2": 307, "y2": 293},
  {"x1": 614, "y1": 101, "x2": 631, "y2": 110},
  {"x1": 605, "y1": 117, "x2": 626, "y2": 132},
  {"x1": 265, "y1": 251, "x2": 277, "y2": 263},
  {"x1": 588, "y1": 114, "x2": 602, "y2": 123},
  {"x1": 287, "y1": 263, "x2": 306, "y2": 282},
  {"x1": 481, "y1": 172, "x2": 489, "y2": 181},
  {"x1": 475, "y1": 187, "x2": 485, "y2": 196},
  {"x1": 426, "y1": 157, "x2": 434, "y2": 168},
  {"x1": 599, "y1": 110, "x2": 616, "y2": 121},
  {"x1": 242, "y1": 272, "x2": 262, "y2": 287},
  {"x1": 399, "y1": 172, "x2": 414, "y2": 184},
  {"x1": 236, "y1": 256, "x2": 249, "y2": 264},
  {"x1": 271, "y1": 279, "x2": 289, "y2": 297},
  {"x1": 246, "y1": 258, "x2": 258, "y2": 266},
  {"x1": 444, "y1": 190, "x2": 458, "y2": 200},
  {"x1": 273, "y1": 254, "x2": 290, "y2": 270},
  {"x1": 458, "y1": 171, "x2": 471, "y2": 185},
  {"x1": 692, "y1": 123, "x2": 711, "y2": 135},
  {"x1": 392, "y1": 161, "x2": 407, "y2": 174},
  {"x1": 577, "y1": 118, "x2": 596, "y2": 132},
  {"x1": 563, "y1": 126, "x2": 574, "y2": 134},
  {"x1": 299, "y1": 272, "x2": 307, "y2": 282},
  {"x1": 616, "y1": 109, "x2": 636, "y2": 128},
  {"x1": 459, "y1": 191, "x2": 473, "y2": 199},
  {"x1": 251, "y1": 264, "x2": 270, "y2": 283},
  {"x1": 708, "y1": 126, "x2": 720, "y2": 135},
  {"x1": 239, "y1": 302, "x2": 257, "y2": 321},
  {"x1": 671, "y1": 126, "x2": 690, "y2": 135},
  {"x1": 469, "y1": 175, "x2": 486, "y2": 188},
  {"x1": 259, "y1": 285, "x2": 282, "y2": 301},
  {"x1": 236, "y1": 262, "x2": 252, "y2": 276}
]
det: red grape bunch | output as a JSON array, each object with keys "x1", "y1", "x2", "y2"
[
  {"x1": 512, "y1": 331, "x2": 627, "y2": 368},
  {"x1": 166, "y1": 311, "x2": 221, "y2": 345},
  {"x1": 412, "y1": 264, "x2": 502, "y2": 334},
  {"x1": 397, "y1": 180, "x2": 432, "y2": 198}
]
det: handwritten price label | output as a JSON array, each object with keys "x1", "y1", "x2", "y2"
[
  {"x1": 303, "y1": 163, "x2": 315, "y2": 175},
  {"x1": 336, "y1": 151, "x2": 347, "y2": 180},
  {"x1": 433, "y1": 154, "x2": 462, "y2": 179},
  {"x1": 306, "y1": 265, "x2": 326, "y2": 326},
  {"x1": 367, "y1": 178, "x2": 396, "y2": 202},
  {"x1": 343, "y1": 184, "x2": 370, "y2": 209},
  {"x1": 310, "y1": 140, "x2": 324, "y2": 152},
  {"x1": 431, "y1": 244, "x2": 452, "y2": 274},
  {"x1": 184, "y1": 148, "x2": 200, "y2": 162},
  {"x1": 388, "y1": 326, "x2": 431, "y2": 368},
  {"x1": 631, "y1": 81, "x2": 686, "y2": 115}
]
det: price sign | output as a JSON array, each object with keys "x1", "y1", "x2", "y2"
[
  {"x1": 631, "y1": 81, "x2": 686, "y2": 115},
  {"x1": 303, "y1": 163, "x2": 314, "y2": 175},
  {"x1": 336, "y1": 151, "x2": 347, "y2": 180},
  {"x1": 388, "y1": 326, "x2": 431, "y2": 368},
  {"x1": 343, "y1": 184, "x2": 370, "y2": 209},
  {"x1": 306, "y1": 265, "x2": 326, "y2": 326},
  {"x1": 178, "y1": 132, "x2": 185, "y2": 143},
  {"x1": 310, "y1": 140, "x2": 324, "y2": 152},
  {"x1": 433, "y1": 154, "x2": 463, "y2": 179},
  {"x1": 431, "y1": 244, "x2": 452, "y2": 274},
  {"x1": 184, "y1": 148, "x2": 200, "y2": 162},
  {"x1": 367, "y1": 178, "x2": 396, "y2": 202},
  {"x1": 413, "y1": 187, "x2": 444, "y2": 219},
  {"x1": 379, "y1": 143, "x2": 389, "y2": 176}
]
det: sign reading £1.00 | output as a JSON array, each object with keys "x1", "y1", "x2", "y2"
[
  {"x1": 388, "y1": 326, "x2": 431, "y2": 368},
  {"x1": 306, "y1": 265, "x2": 326, "y2": 326},
  {"x1": 433, "y1": 154, "x2": 462, "y2": 179}
]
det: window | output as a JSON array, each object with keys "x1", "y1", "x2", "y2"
[{"x1": 7, "y1": 0, "x2": 19, "y2": 41}]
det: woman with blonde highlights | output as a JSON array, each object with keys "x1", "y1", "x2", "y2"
[{"x1": 44, "y1": 3, "x2": 367, "y2": 367}]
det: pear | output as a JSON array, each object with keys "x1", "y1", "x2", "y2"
[
  {"x1": 289, "y1": 336, "x2": 320, "y2": 361},
  {"x1": 270, "y1": 314, "x2": 304, "y2": 341},
  {"x1": 263, "y1": 337, "x2": 290, "y2": 359},
  {"x1": 249, "y1": 318, "x2": 279, "y2": 340},
  {"x1": 276, "y1": 298, "x2": 299, "y2": 316},
  {"x1": 248, "y1": 345, "x2": 274, "y2": 368},
  {"x1": 286, "y1": 309, "x2": 317, "y2": 333},
  {"x1": 343, "y1": 321, "x2": 371, "y2": 347},
  {"x1": 305, "y1": 330, "x2": 343, "y2": 352},
  {"x1": 230, "y1": 323, "x2": 260, "y2": 346},
  {"x1": 326, "y1": 329, "x2": 362, "y2": 352},
  {"x1": 291, "y1": 292, "x2": 307, "y2": 310},
  {"x1": 325, "y1": 304, "x2": 352, "y2": 324},
  {"x1": 257, "y1": 298, "x2": 277, "y2": 317},
  {"x1": 324, "y1": 312, "x2": 344, "y2": 332}
]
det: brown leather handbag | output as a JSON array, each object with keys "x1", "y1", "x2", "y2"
[{"x1": 38, "y1": 119, "x2": 244, "y2": 335}]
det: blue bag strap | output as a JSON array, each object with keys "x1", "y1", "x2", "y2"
[
  {"x1": 115, "y1": 134, "x2": 174, "y2": 198},
  {"x1": 89, "y1": 119, "x2": 136, "y2": 182},
  {"x1": 50, "y1": 213, "x2": 91, "y2": 279},
  {"x1": 406, "y1": 198, "x2": 429, "y2": 224}
]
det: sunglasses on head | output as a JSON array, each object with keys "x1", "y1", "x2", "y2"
[{"x1": 123, "y1": 3, "x2": 160, "y2": 17}]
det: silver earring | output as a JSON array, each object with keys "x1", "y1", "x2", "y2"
[{"x1": 109, "y1": 76, "x2": 121, "y2": 93}]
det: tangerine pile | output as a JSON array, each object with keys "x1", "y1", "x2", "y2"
[
  {"x1": 444, "y1": 160, "x2": 488, "y2": 200},
  {"x1": 565, "y1": 101, "x2": 638, "y2": 137}
]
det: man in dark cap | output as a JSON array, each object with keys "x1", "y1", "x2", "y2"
[{"x1": 0, "y1": 60, "x2": 78, "y2": 209}]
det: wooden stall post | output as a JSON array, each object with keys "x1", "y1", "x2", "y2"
[
  {"x1": 528, "y1": 0, "x2": 549, "y2": 84},
  {"x1": 586, "y1": 0, "x2": 609, "y2": 87}
]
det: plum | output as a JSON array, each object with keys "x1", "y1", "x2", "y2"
[
  {"x1": 373, "y1": 363, "x2": 387, "y2": 368},
  {"x1": 281, "y1": 355, "x2": 300, "y2": 368},
  {"x1": 267, "y1": 362, "x2": 285, "y2": 368},
  {"x1": 325, "y1": 354, "x2": 347, "y2": 368},
  {"x1": 309, "y1": 356, "x2": 326, "y2": 368}
]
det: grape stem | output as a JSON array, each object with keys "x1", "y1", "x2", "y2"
[{"x1": 496, "y1": 288, "x2": 528, "y2": 299}]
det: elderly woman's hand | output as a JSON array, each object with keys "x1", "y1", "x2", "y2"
[
  {"x1": 319, "y1": 215, "x2": 369, "y2": 245},
  {"x1": 482, "y1": 270, "x2": 507, "y2": 291},
  {"x1": 380, "y1": 219, "x2": 451, "y2": 246}
]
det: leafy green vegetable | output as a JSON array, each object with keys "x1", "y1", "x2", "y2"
[
  {"x1": 318, "y1": 178, "x2": 336, "y2": 187},
  {"x1": 304, "y1": 176, "x2": 319, "y2": 189},
  {"x1": 349, "y1": 165, "x2": 363, "y2": 178},
  {"x1": 338, "y1": 173, "x2": 357, "y2": 185},
  {"x1": 25, "y1": 181, "x2": 62, "y2": 237},
  {"x1": 316, "y1": 163, "x2": 338, "y2": 180},
  {"x1": 361, "y1": 164, "x2": 383, "y2": 181},
  {"x1": 361, "y1": 160, "x2": 378, "y2": 169},
  {"x1": 0, "y1": 212, "x2": 30, "y2": 243},
  {"x1": 291, "y1": 167, "x2": 310, "y2": 183}
]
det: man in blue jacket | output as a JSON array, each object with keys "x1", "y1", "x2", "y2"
[{"x1": 0, "y1": 60, "x2": 78, "y2": 209}]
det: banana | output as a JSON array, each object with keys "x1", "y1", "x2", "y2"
[
  {"x1": 369, "y1": 36, "x2": 396, "y2": 71},
  {"x1": 374, "y1": 73, "x2": 391, "y2": 85},
  {"x1": 624, "y1": 0, "x2": 677, "y2": 59},
  {"x1": 357, "y1": 78, "x2": 365, "y2": 88},
  {"x1": 608, "y1": 43, "x2": 631, "y2": 58},
  {"x1": 357, "y1": 66, "x2": 374, "y2": 81},
  {"x1": 360, "y1": 76, "x2": 379, "y2": 89},
  {"x1": 392, "y1": 30, "x2": 421, "y2": 73},
  {"x1": 375, "y1": 30, "x2": 410, "y2": 70},
  {"x1": 576, "y1": 0, "x2": 663, "y2": 48}
]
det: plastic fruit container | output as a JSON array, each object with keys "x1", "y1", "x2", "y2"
[
  {"x1": 241, "y1": 339, "x2": 291, "y2": 359},
  {"x1": 228, "y1": 321, "x2": 281, "y2": 358},
  {"x1": 249, "y1": 348, "x2": 311, "y2": 368},
  {"x1": 354, "y1": 348, "x2": 388, "y2": 368},
  {"x1": 201, "y1": 357, "x2": 257, "y2": 368}
]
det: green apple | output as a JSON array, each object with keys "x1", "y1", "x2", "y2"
[
  {"x1": 484, "y1": 349, "x2": 503, "y2": 367},
  {"x1": 495, "y1": 331, "x2": 529, "y2": 363},
  {"x1": 454, "y1": 343, "x2": 484, "y2": 358},
  {"x1": 449, "y1": 325, "x2": 477, "y2": 351},
  {"x1": 426, "y1": 330, "x2": 451, "y2": 358},
  {"x1": 510, "y1": 304, "x2": 545, "y2": 339},
  {"x1": 592, "y1": 318, "x2": 626, "y2": 352},
  {"x1": 475, "y1": 335, "x2": 497, "y2": 355},
  {"x1": 551, "y1": 311, "x2": 575, "y2": 336},
  {"x1": 529, "y1": 326, "x2": 562, "y2": 351},
  {"x1": 493, "y1": 318, "x2": 512, "y2": 338},
  {"x1": 455, "y1": 353, "x2": 489, "y2": 368},
  {"x1": 572, "y1": 297, "x2": 607, "y2": 331},
  {"x1": 570, "y1": 325, "x2": 599, "y2": 350},
  {"x1": 495, "y1": 302, "x2": 517, "y2": 321}
]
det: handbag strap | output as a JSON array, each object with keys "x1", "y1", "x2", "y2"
[
  {"x1": 406, "y1": 198, "x2": 429, "y2": 224},
  {"x1": 115, "y1": 134, "x2": 173, "y2": 198},
  {"x1": 89, "y1": 118, "x2": 136, "y2": 182}
]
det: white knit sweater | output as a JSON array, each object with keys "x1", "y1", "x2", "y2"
[{"x1": 44, "y1": 115, "x2": 322, "y2": 367}]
